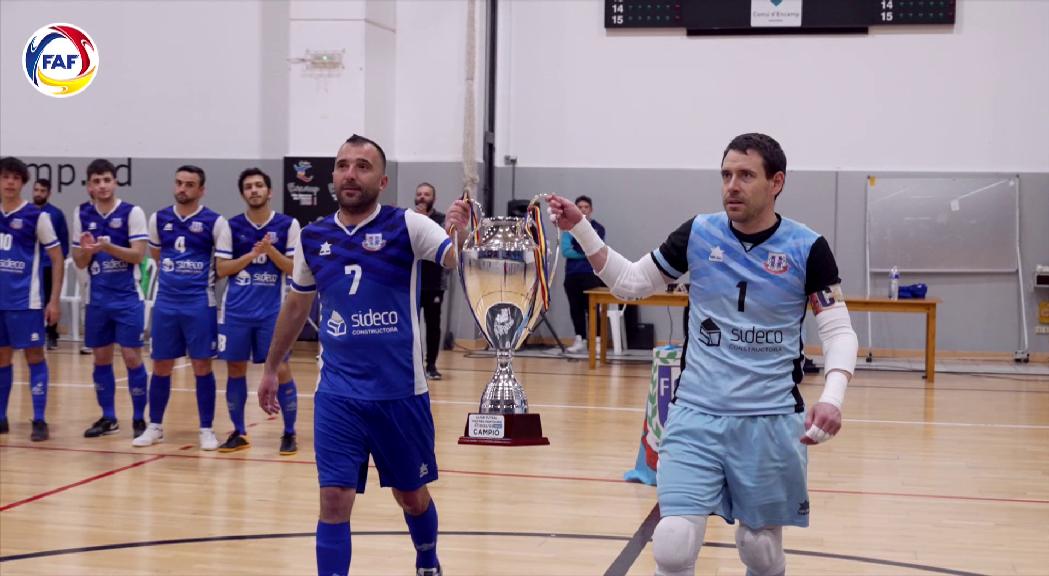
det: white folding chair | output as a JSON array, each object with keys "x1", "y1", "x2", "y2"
[{"x1": 59, "y1": 257, "x2": 82, "y2": 342}]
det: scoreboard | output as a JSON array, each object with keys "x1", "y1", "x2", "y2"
[{"x1": 605, "y1": 0, "x2": 955, "y2": 34}]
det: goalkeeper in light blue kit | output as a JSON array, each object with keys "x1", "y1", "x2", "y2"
[
  {"x1": 547, "y1": 133, "x2": 859, "y2": 576},
  {"x1": 214, "y1": 167, "x2": 301, "y2": 455}
]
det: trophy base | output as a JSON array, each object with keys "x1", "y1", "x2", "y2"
[{"x1": 458, "y1": 413, "x2": 550, "y2": 446}]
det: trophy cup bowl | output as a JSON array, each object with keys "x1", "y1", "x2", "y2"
[{"x1": 457, "y1": 195, "x2": 556, "y2": 446}]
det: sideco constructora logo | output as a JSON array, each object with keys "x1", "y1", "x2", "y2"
[{"x1": 23, "y1": 23, "x2": 99, "y2": 98}]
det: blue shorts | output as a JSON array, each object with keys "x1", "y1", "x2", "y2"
[
  {"x1": 0, "y1": 309, "x2": 46, "y2": 350},
  {"x1": 150, "y1": 305, "x2": 217, "y2": 360},
  {"x1": 219, "y1": 316, "x2": 277, "y2": 363},
  {"x1": 656, "y1": 403, "x2": 809, "y2": 529},
  {"x1": 85, "y1": 302, "x2": 145, "y2": 349},
  {"x1": 314, "y1": 390, "x2": 438, "y2": 493}
]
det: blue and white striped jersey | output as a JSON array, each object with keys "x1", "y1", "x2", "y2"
[
  {"x1": 291, "y1": 205, "x2": 452, "y2": 400},
  {"x1": 73, "y1": 200, "x2": 149, "y2": 305},
  {"x1": 0, "y1": 201, "x2": 59, "y2": 310},
  {"x1": 216, "y1": 211, "x2": 300, "y2": 323},
  {"x1": 148, "y1": 206, "x2": 227, "y2": 308},
  {"x1": 652, "y1": 213, "x2": 840, "y2": 416}
]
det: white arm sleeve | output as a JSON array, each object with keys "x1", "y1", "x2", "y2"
[
  {"x1": 814, "y1": 303, "x2": 859, "y2": 409},
  {"x1": 406, "y1": 209, "x2": 453, "y2": 267},
  {"x1": 595, "y1": 248, "x2": 671, "y2": 301},
  {"x1": 290, "y1": 246, "x2": 316, "y2": 292},
  {"x1": 214, "y1": 217, "x2": 232, "y2": 260},
  {"x1": 128, "y1": 206, "x2": 148, "y2": 242},
  {"x1": 285, "y1": 219, "x2": 301, "y2": 256},
  {"x1": 36, "y1": 212, "x2": 59, "y2": 248},
  {"x1": 72, "y1": 210, "x2": 83, "y2": 247},
  {"x1": 147, "y1": 213, "x2": 159, "y2": 249}
]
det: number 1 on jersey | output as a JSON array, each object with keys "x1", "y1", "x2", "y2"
[
  {"x1": 736, "y1": 281, "x2": 748, "y2": 312},
  {"x1": 344, "y1": 264, "x2": 362, "y2": 295}
]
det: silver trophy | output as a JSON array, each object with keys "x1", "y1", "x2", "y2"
[{"x1": 456, "y1": 194, "x2": 557, "y2": 446}]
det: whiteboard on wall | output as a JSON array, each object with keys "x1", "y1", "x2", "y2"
[{"x1": 866, "y1": 176, "x2": 1019, "y2": 272}]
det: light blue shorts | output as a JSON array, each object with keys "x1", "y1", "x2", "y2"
[{"x1": 656, "y1": 402, "x2": 810, "y2": 528}]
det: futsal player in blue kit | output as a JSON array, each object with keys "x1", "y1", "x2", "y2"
[
  {"x1": 73, "y1": 159, "x2": 151, "y2": 440},
  {"x1": 214, "y1": 167, "x2": 301, "y2": 454},
  {"x1": 0, "y1": 156, "x2": 64, "y2": 441},
  {"x1": 548, "y1": 134, "x2": 860, "y2": 576},
  {"x1": 134, "y1": 166, "x2": 229, "y2": 451},
  {"x1": 257, "y1": 135, "x2": 468, "y2": 576}
]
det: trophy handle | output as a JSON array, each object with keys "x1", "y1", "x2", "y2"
[{"x1": 524, "y1": 194, "x2": 560, "y2": 334}]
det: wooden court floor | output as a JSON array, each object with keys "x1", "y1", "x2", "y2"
[{"x1": 1, "y1": 346, "x2": 1047, "y2": 575}]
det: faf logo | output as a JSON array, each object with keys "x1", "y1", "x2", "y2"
[
  {"x1": 23, "y1": 23, "x2": 99, "y2": 98},
  {"x1": 294, "y1": 161, "x2": 314, "y2": 184}
]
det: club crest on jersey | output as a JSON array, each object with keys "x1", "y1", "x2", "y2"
[
  {"x1": 362, "y1": 233, "x2": 385, "y2": 252},
  {"x1": 10, "y1": 218, "x2": 23, "y2": 230},
  {"x1": 163, "y1": 223, "x2": 173, "y2": 231},
  {"x1": 109, "y1": 217, "x2": 122, "y2": 228},
  {"x1": 266, "y1": 231, "x2": 278, "y2": 242},
  {"x1": 319, "y1": 241, "x2": 332, "y2": 256},
  {"x1": 708, "y1": 246, "x2": 725, "y2": 262},
  {"x1": 189, "y1": 221, "x2": 204, "y2": 233},
  {"x1": 764, "y1": 252, "x2": 789, "y2": 275}
]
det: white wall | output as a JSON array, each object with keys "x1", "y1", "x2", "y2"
[
  {"x1": 0, "y1": 0, "x2": 272, "y2": 159},
  {"x1": 394, "y1": 0, "x2": 486, "y2": 162},
  {"x1": 493, "y1": 0, "x2": 1049, "y2": 171}
]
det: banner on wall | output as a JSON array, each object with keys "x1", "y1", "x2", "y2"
[{"x1": 282, "y1": 157, "x2": 337, "y2": 226}]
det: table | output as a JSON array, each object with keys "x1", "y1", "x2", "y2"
[{"x1": 585, "y1": 289, "x2": 940, "y2": 382}]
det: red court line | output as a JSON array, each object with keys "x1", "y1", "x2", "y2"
[
  {"x1": 3, "y1": 444, "x2": 1048, "y2": 506},
  {"x1": 0, "y1": 454, "x2": 166, "y2": 512}
]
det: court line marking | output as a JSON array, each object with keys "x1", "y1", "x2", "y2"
[
  {"x1": 2, "y1": 444, "x2": 1047, "y2": 505},
  {"x1": 0, "y1": 529, "x2": 989, "y2": 575},
  {"x1": 604, "y1": 501, "x2": 660, "y2": 575},
  {"x1": 23, "y1": 381, "x2": 1049, "y2": 430},
  {"x1": 0, "y1": 454, "x2": 165, "y2": 512}
]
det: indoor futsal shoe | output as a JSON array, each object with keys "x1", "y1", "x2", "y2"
[
  {"x1": 132, "y1": 423, "x2": 164, "y2": 447},
  {"x1": 84, "y1": 417, "x2": 120, "y2": 438},
  {"x1": 0, "y1": 419, "x2": 9, "y2": 434},
  {"x1": 199, "y1": 428, "x2": 219, "y2": 451},
  {"x1": 279, "y1": 432, "x2": 298, "y2": 456},
  {"x1": 133, "y1": 419, "x2": 147, "y2": 438},
  {"x1": 30, "y1": 420, "x2": 49, "y2": 442},
  {"x1": 218, "y1": 431, "x2": 251, "y2": 453},
  {"x1": 417, "y1": 566, "x2": 442, "y2": 576}
]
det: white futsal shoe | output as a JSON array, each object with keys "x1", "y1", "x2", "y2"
[
  {"x1": 132, "y1": 423, "x2": 164, "y2": 447},
  {"x1": 199, "y1": 428, "x2": 219, "y2": 451}
]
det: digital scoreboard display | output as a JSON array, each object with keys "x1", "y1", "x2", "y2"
[{"x1": 605, "y1": 0, "x2": 955, "y2": 34}]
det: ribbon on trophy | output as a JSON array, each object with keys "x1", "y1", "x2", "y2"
[{"x1": 527, "y1": 199, "x2": 551, "y2": 312}]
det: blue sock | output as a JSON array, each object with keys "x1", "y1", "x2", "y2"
[
  {"x1": 278, "y1": 380, "x2": 298, "y2": 434},
  {"x1": 29, "y1": 361, "x2": 48, "y2": 422},
  {"x1": 404, "y1": 501, "x2": 439, "y2": 570},
  {"x1": 226, "y1": 376, "x2": 247, "y2": 435},
  {"x1": 196, "y1": 373, "x2": 216, "y2": 428},
  {"x1": 316, "y1": 521, "x2": 351, "y2": 576},
  {"x1": 93, "y1": 364, "x2": 117, "y2": 420},
  {"x1": 148, "y1": 374, "x2": 171, "y2": 424},
  {"x1": 0, "y1": 365, "x2": 12, "y2": 422},
  {"x1": 127, "y1": 365, "x2": 148, "y2": 421}
]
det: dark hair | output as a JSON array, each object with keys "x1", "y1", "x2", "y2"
[
  {"x1": 0, "y1": 156, "x2": 29, "y2": 184},
  {"x1": 175, "y1": 164, "x2": 206, "y2": 186},
  {"x1": 238, "y1": 167, "x2": 271, "y2": 193},
  {"x1": 722, "y1": 133, "x2": 787, "y2": 179},
  {"x1": 345, "y1": 134, "x2": 387, "y2": 173},
  {"x1": 35, "y1": 178, "x2": 52, "y2": 191},
  {"x1": 574, "y1": 195, "x2": 593, "y2": 206},
  {"x1": 86, "y1": 158, "x2": 116, "y2": 180},
  {"x1": 416, "y1": 182, "x2": 436, "y2": 195}
]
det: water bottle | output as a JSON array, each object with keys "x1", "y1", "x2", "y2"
[{"x1": 889, "y1": 266, "x2": 900, "y2": 300}]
